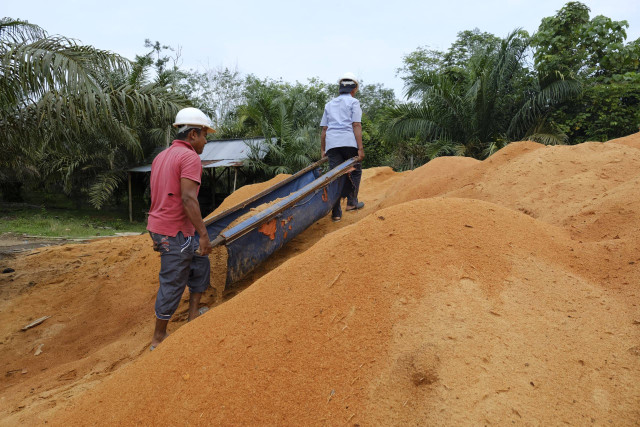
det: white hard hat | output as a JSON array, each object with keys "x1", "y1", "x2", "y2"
[
  {"x1": 173, "y1": 107, "x2": 215, "y2": 134},
  {"x1": 338, "y1": 72, "x2": 359, "y2": 86}
]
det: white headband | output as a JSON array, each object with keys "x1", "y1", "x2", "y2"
[{"x1": 177, "y1": 125, "x2": 200, "y2": 133}]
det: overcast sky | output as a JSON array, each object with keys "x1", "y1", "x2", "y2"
[{"x1": 5, "y1": 0, "x2": 639, "y2": 97}]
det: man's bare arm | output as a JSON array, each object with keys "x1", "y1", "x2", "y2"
[
  {"x1": 321, "y1": 126, "x2": 328, "y2": 158},
  {"x1": 181, "y1": 178, "x2": 212, "y2": 256},
  {"x1": 352, "y1": 122, "x2": 364, "y2": 161}
]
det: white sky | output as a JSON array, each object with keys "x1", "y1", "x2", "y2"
[{"x1": 5, "y1": 0, "x2": 639, "y2": 97}]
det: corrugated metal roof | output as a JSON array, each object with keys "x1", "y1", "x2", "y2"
[
  {"x1": 128, "y1": 138, "x2": 267, "y2": 173},
  {"x1": 128, "y1": 164, "x2": 153, "y2": 172}
]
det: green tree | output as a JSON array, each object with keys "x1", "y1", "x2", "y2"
[
  {"x1": 1, "y1": 18, "x2": 126, "y2": 200},
  {"x1": 241, "y1": 77, "x2": 327, "y2": 176},
  {"x1": 0, "y1": 20, "x2": 187, "y2": 206},
  {"x1": 384, "y1": 30, "x2": 581, "y2": 163},
  {"x1": 531, "y1": 2, "x2": 640, "y2": 142},
  {"x1": 443, "y1": 29, "x2": 503, "y2": 69},
  {"x1": 397, "y1": 28, "x2": 503, "y2": 97},
  {"x1": 356, "y1": 83, "x2": 396, "y2": 122},
  {"x1": 180, "y1": 66, "x2": 246, "y2": 130},
  {"x1": 532, "y1": 2, "x2": 638, "y2": 78}
]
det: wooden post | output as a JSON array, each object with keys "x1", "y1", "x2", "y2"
[
  {"x1": 233, "y1": 168, "x2": 238, "y2": 193},
  {"x1": 210, "y1": 168, "x2": 217, "y2": 207},
  {"x1": 128, "y1": 172, "x2": 133, "y2": 223}
]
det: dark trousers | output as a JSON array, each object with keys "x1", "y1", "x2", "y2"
[
  {"x1": 149, "y1": 232, "x2": 210, "y2": 320},
  {"x1": 327, "y1": 146, "x2": 361, "y2": 218}
]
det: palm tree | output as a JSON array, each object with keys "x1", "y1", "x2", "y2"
[
  {"x1": 240, "y1": 82, "x2": 324, "y2": 176},
  {"x1": 0, "y1": 18, "x2": 187, "y2": 207},
  {"x1": 383, "y1": 30, "x2": 581, "y2": 162}
]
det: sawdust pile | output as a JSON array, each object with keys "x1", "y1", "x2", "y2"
[
  {"x1": 1, "y1": 134, "x2": 640, "y2": 425},
  {"x1": 209, "y1": 246, "x2": 228, "y2": 301},
  {"x1": 209, "y1": 195, "x2": 289, "y2": 300},
  {"x1": 222, "y1": 197, "x2": 287, "y2": 233},
  {"x1": 204, "y1": 174, "x2": 291, "y2": 221},
  {"x1": 211, "y1": 195, "x2": 290, "y2": 298}
]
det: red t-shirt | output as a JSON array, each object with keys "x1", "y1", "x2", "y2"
[{"x1": 147, "y1": 140, "x2": 202, "y2": 237}]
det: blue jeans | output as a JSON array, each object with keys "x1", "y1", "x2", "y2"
[{"x1": 327, "y1": 146, "x2": 361, "y2": 218}]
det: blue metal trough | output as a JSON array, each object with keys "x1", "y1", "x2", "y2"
[{"x1": 195, "y1": 157, "x2": 359, "y2": 285}]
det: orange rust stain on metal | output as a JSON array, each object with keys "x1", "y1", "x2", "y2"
[
  {"x1": 322, "y1": 187, "x2": 328, "y2": 202},
  {"x1": 259, "y1": 219, "x2": 277, "y2": 240}
]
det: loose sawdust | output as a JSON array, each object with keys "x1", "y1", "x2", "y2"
[
  {"x1": 204, "y1": 174, "x2": 291, "y2": 221},
  {"x1": 222, "y1": 197, "x2": 287, "y2": 233},
  {"x1": 210, "y1": 196, "x2": 288, "y2": 295},
  {"x1": 209, "y1": 246, "x2": 228, "y2": 302},
  {"x1": 1, "y1": 134, "x2": 639, "y2": 425}
]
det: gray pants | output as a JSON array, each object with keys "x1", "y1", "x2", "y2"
[
  {"x1": 327, "y1": 146, "x2": 361, "y2": 218},
  {"x1": 150, "y1": 231, "x2": 210, "y2": 320}
]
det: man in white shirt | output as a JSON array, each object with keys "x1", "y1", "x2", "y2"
[{"x1": 320, "y1": 72, "x2": 365, "y2": 222}]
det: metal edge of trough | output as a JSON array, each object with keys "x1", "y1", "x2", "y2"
[{"x1": 219, "y1": 157, "x2": 359, "y2": 245}]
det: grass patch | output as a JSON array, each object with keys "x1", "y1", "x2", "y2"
[{"x1": 0, "y1": 205, "x2": 147, "y2": 238}]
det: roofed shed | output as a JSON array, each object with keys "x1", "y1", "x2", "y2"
[{"x1": 127, "y1": 138, "x2": 267, "y2": 222}]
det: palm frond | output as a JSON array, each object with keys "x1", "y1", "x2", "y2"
[
  {"x1": 0, "y1": 18, "x2": 46, "y2": 43},
  {"x1": 1, "y1": 19, "x2": 190, "y2": 208},
  {"x1": 508, "y1": 78, "x2": 581, "y2": 138},
  {"x1": 89, "y1": 170, "x2": 125, "y2": 209},
  {"x1": 425, "y1": 139, "x2": 459, "y2": 159},
  {"x1": 525, "y1": 132, "x2": 567, "y2": 145}
]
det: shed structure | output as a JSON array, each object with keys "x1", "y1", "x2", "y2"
[{"x1": 127, "y1": 138, "x2": 267, "y2": 222}]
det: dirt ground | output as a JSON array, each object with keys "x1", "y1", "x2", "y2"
[
  {"x1": 0, "y1": 234, "x2": 81, "y2": 260},
  {"x1": 1, "y1": 134, "x2": 639, "y2": 425}
]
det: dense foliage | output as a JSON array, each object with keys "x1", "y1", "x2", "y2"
[
  {"x1": 387, "y1": 30, "x2": 581, "y2": 161},
  {"x1": 0, "y1": 20, "x2": 188, "y2": 207},
  {"x1": 384, "y1": 2, "x2": 639, "y2": 167},
  {"x1": 531, "y1": 2, "x2": 640, "y2": 142}
]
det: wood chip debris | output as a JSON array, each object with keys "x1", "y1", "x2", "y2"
[
  {"x1": 327, "y1": 389, "x2": 335, "y2": 403},
  {"x1": 21, "y1": 316, "x2": 51, "y2": 331},
  {"x1": 34, "y1": 344, "x2": 44, "y2": 356},
  {"x1": 326, "y1": 271, "x2": 343, "y2": 289}
]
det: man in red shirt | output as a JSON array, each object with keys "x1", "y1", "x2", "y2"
[{"x1": 147, "y1": 107, "x2": 215, "y2": 350}]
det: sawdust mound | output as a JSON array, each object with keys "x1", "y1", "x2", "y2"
[
  {"x1": 384, "y1": 139, "x2": 640, "y2": 242},
  {"x1": 3, "y1": 135, "x2": 640, "y2": 425},
  {"x1": 607, "y1": 131, "x2": 640, "y2": 150},
  {"x1": 0, "y1": 235, "x2": 155, "y2": 369},
  {"x1": 0, "y1": 167, "x2": 401, "y2": 426},
  {"x1": 380, "y1": 155, "x2": 480, "y2": 208},
  {"x1": 0, "y1": 235, "x2": 160, "y2": 425},
  {"x1": 54, "y1": 197, "x2": 639, "y2": 425}
]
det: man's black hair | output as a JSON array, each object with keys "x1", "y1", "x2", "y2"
[
  {"x1": 176, "y1": 127, "x2": 202, "y2": 140},
  {"x1": 339, "y1": 82, "x2": 357, "y2": 94}
]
